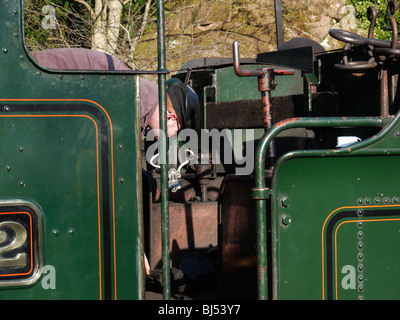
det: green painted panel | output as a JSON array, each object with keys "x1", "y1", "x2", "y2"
[
  {"x1": 0, "y1": 0, "x2": 144, "y2": 299},
  {"x1": 273, "y1": 155, "x2": 400, "y2": 300},
  {"x1": 214, "y1": 65, "x2": 303, "y2": 102},
  {"x1": 334, "y1": 216, "x2": 400, "y2": 300},
  {"x1": 0, "y1": 115, "x2": 100, "y2": 299}
]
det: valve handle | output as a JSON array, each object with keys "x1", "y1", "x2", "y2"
[{"x1": 232, "y1": 41, "x2": 294, "y2": 78}]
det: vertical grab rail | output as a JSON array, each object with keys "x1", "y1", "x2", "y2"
[
  {"x1": 156, "y1": 0, "x2": 171, "y2": 300},
  {"x1": 232, "y1": 41, "x2": 294, "y2": 300},
  {"x1": 233, "y1": 41, "x2": 294, "y2": 166},
  {"x1": 233, "y1": 42, "x2": 387, "y2": 300},
  {"x1": 253, "y1": 117, "x2": 387, "y2": 299}
]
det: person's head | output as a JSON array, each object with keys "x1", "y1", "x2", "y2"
[{"x1": 149, "y1": 79, "x2": 200, "y2": 138}]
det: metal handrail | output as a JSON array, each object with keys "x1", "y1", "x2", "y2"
[
  {"x1": 156, "y1": 0, "x2": 171, "y2": 300},
  {"x1": 253, "y1": 116, "x2": 388, "y2": 300}
]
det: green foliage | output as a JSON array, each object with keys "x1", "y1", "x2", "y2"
[{"x1": 347, "y1": 0, "x2": 400, "y2": 40}]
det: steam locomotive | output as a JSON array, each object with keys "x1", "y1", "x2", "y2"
[{"x1": 1, "y1": 0, "x2": 400, "y2": 300}]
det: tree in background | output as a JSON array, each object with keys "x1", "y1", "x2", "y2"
[
  {"x1": 24, "y1": 0, "x2": 280, "y2": 70},
  {"x1": 347, "y1": 0, "x2": 400, "y2": 40},
  {"x1": 24, "y1": 0, "x2": 155, "y2": 68},
  {"x1": 26, "y1": 0, "x2": 383, "y2": 71}
]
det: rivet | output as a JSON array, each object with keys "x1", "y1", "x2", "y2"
[
  {"x1": 357, "y1": 242, "x2": 364, "y2": 250},
  {"x1": 118, "y1": 177, "x2": 125, "y2": 184},
  {"x1": 384, "y1": 197, "x2": 390, "y2": 204},
  {"x1": 13, "y1": 9, "x2": 18, "y2": 14},
  {"x1": 18, "y1": 180, "x2": 25, "y2": 187},
  {"x1": 36, "y1": 71, "x2": 41, "y2": 76},
  {"x1": 357, "y1": 198, "x2": 363, "y2": 205},
  {"x1": 281, "y1": 197, "x2": 291, "y2": 208},
  {"x1": 396, "y1": 131, "x2": 400, "y2": 137},
  {"x1": 80, "y1": 75, "x2": 85, "y2": 80},
  {"x1": 58, "y1": 75, "x2": 63, "y2": 79},
  {"x1": 358, "y1": 285, "x2": 364, "y2": 292},
  {"x1": 281, "y1": 215, "x2": 292, "y2": 226},
  {"x1": 5, "y1": 164, "x2": 11, "y2": 172},
  {"x1": 365, "y1": 198, "x2": 371, "y2": 204},
  {"x1": 357, "y1": 209, "x2": 364, "y2": 216},
  {"x1": 122, "y1": 76, "x2": 127, "y2": 81},
  {"x1": 19, "y1": 55, "x2": 24, "y2": 60},
  {"x1": 52, "y1": 229, "x2": 59, "y2": 236},
  {"x1": 13, "y1": 32, "x2": 18, "y2": 37},
  {"x1": 358, "y1": 264, "x2": 364, "y2": 272},
  {"x1": 374, "y1": 197, "x2": 380, "y2": 204},
  {"x1": 117, "y1": 143, "x2": 124, "y2": 151},
  {"x1": 3, "y1": 105, "x2": 10, "y2": 112},
  {"x1": 357, "y1": 231, "x2": 364, "y2": 238},
  {"x1": 358, "y1": 275, "x2": 364, "y2": 282},
  {"x1": 68, "y1": 228, "x2": 75, "y2": 236},
  {"x1": 358, "y1": 253, "x2": 364, "y2": 260},
  {"x1": 18, "y1": 146, "x2": 24, "y2": 152},
  {"x1": 101, "y1": 76, "x2": 106, "y2": 80},
  {"x1": 2, "y1": 48, "x2": 7, "y2": 53},
  {"x1": 357, "y1": 221, "x2": 363, "y2": 228},
  {"x1": 393, "y1": 197, "x2": 399, "y2": 204}
]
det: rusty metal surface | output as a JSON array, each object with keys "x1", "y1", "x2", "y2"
[
  {"x1": 147, "y1": 201, "x2": 218, "y2": 270},
  {"x1": 218, "y1": 175, "x2": 261, "y2": 300},
  {"x1": 232, "y1": 41, "x2": 294, "y2": 132}
]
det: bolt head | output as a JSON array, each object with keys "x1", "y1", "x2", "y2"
[{"x1": 282, "y1": 215, "x2": 292, "y2": 226}]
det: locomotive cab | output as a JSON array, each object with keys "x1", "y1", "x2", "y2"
[
  {"x1": 1, "y1": 0, "x2": 400, "y2": 301},
  {"x1": 143, "y1": 1, "x2": 400, "y2": 300}
]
